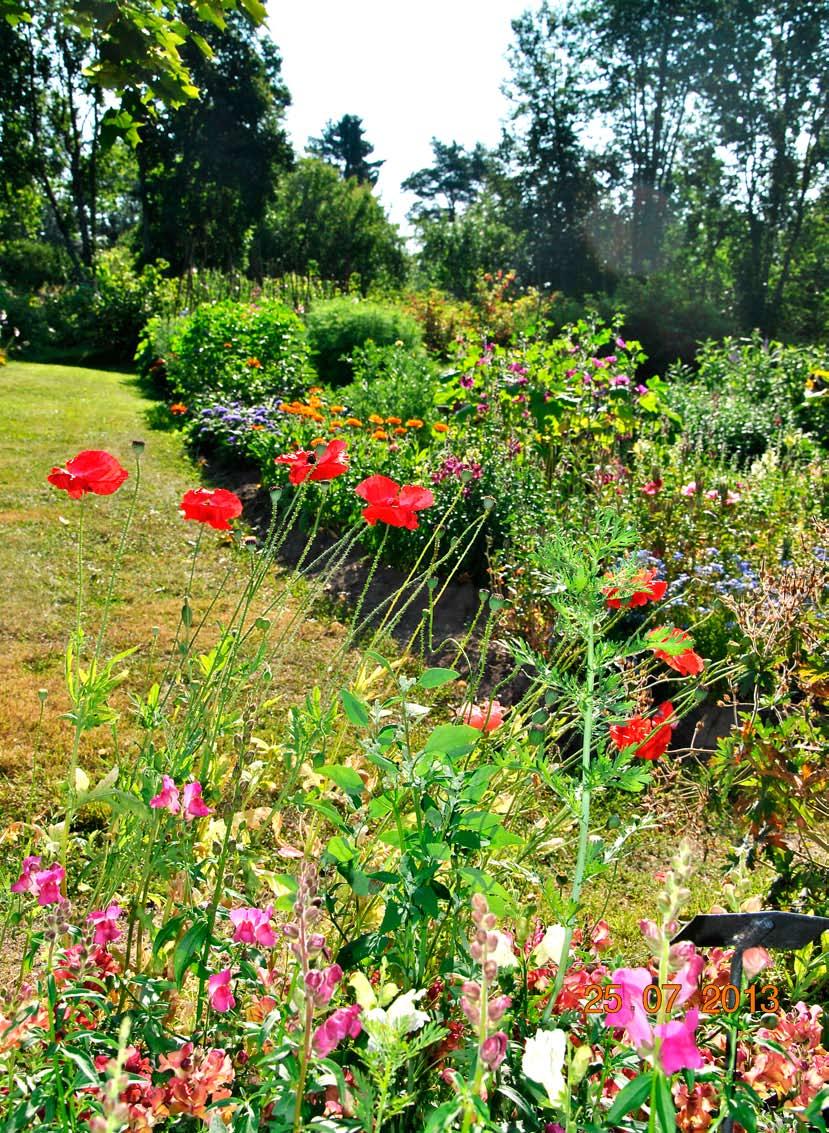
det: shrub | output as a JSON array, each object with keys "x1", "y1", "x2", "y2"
[
  {"x1": 340, "y1": 341, "x2": 439, "y2": 423},
  {"x1": 305, "y1": 297, "x2": 422, "y2": 385},
  {"x1": 144, "y1": 299, "x2": 314, "y2": 405},
  {"x1": 666, "y1": 335, "x2": 829, "y2": 464}
]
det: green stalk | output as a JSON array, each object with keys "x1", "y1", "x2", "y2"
[{"x1": 542, "y1": 615, "x2": 596, "y2": 1023}]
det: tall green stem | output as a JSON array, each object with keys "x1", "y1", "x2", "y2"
[{"x1": 543, "y1": 616, "x2": 596, "y2": 1022}]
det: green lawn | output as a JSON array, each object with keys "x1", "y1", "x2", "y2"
[{"x1": 0, "y1": 361, "x2": 345, "y2": 821}]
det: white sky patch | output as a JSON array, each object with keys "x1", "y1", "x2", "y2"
[{"x1": 266, "y1": 0, "x2": 534, "y2": 232}]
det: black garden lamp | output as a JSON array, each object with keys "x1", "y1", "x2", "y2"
[{"x1": 672, "y1": 911, "x2": 829, "y2": 1133}]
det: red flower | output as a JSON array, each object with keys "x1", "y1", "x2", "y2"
[
  {"x1": 47, "y1": 450, "x2": 129, "y2": 499},
  {"x1": 356, "y1": 475, "x2": 435, "y2": 530},
  {"x1": 603, "y1": 566, "x2": 667, "y2": 609},
  {"x1": 275, "y1": 439, "x2": 349, "y2": 485},
  {"x1": 647, "y1": 627, "x2": 705, "y2": 675},
  {"x1": 610, "y1": 701, "x2": 675, "y2": 761},
  {"x1": 180, "y1": 487, "x2": 242, "y2": 531}
]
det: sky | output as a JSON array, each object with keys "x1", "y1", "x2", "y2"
[{"x1": 266, "y1": 0, "x2": 534, "y2": 233}]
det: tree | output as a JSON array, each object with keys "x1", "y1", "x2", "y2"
[
  {"x1": 412, "y1": 193, "x2": 522, "y2": 298},
  {"x1": 253, "y1": 158, "x2": 405, "y2": 289},
  {"x1": 403, "y1": 139, "x2": 490, "y2": 222},
  {"x1": 705, "y1": 0, "x2": 829, "y2": 334},
  {"x1": 578, "y1": 0, "x2": 718, "y2": 276},
  {"x1": 503, "y1": 4, "x2": 605, "y2": 293},
  {"x1": 1, "y1": 0, "x2": 267, "y2": 140},
  {"x1": 136, "y1": 14, "x2": 293, "y2": 273},
  {"x1": 307, "y1": 115, "x2": 383, "y2": 185}
]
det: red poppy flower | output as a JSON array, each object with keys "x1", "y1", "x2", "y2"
[
  {"x1": 647, "y1": 627, "x2": 705, "y2": 675},
  {"x1": 355, "y1": 475, "x2": 435, "y2": 530},
  {"x1": 603, "y1": 566, "x2": 667, "y2": 609},
  {"x1": 180, "y1": 487, "x2": 243, "y2": 531},
  {"x1": 275, "y1": 439, "x2": 349, "y2": 485},
  {"x1": 609, "y1": 701, "x2": 674, "y2": 761},
  {"x1": 47, "y1": 450, "x2": 129, "y2": 499}
]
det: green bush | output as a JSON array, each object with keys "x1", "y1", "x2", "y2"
[
  {"x1": 305, "y1": 297, "x2": 422, "y2": 386},
  {"x1": 339, "y1": 342, "x2": 439, "y2": 422},
  {"x1": 142, "y1": 299, "x2": 314, "y2": 405},
  {"x1": 666, "y1": 334, "x2": 829, "y2": 463}
]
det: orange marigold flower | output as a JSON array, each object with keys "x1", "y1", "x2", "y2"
[
  {"x1": 250, "y1": 424, "x2": 265, "y2": 431},
  {"x1": 310, "y1": 411, "x2": 325, "y2": 423},
  {"x1": 308, "y1": 396, "x2": 323, "y2": 409},
  {"x1": 170, "y1": 402, "x2": 188, "y2": 415},
  {"x1": 368, "y1": 413, "x2": 385, "y2": 425},
  {"x1": 330, "y1": 405, "x2": 346, "y2": 414},
  {"x1": 310, "y1": 437, "x2": 326, "y2": 448},
  {"x1": 346, "y1": 417, "x2": 363, "y2": 427},
  {"x1": 372, "y1": 429, "x2": 389, "y2": 440},
  {"x1": 393, "y1": 426, "x2": 406, "y2": 436},
  {"x1": 223, "y1": 341, "x2": 232, "y2": 348},
  {"x1": 405, "y1": 418, "x2": 424, "y2": 429},
  {"x1": 331, "y1": 421, "x2": 343, "y2": 430},
  {"x1": 386, "y1": 416, "x2": 402, "y2": 425},
  {"x1": 246, "y1": 357, "x2": 262, "y2": 368},
  {"x1": 308, "y1": 386, "x2": 323, "y2": 394},
  {"x1": 433, "y1": 422, "x2": 449, "y2": 433}
]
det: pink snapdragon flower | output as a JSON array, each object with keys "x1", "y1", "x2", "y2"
[
  {"x1": 16, "y1": 862, "x2": 66, "y2": 906},
  {"x1": 230, "y1": 905, "x2": 277, "y2": 948},
  {"x1": 208, "y1": 969, "x2": 236, "y2": 1013},
  {"x1": 182, "y1": 780, "x2": 213, "y2": 821},
  {"x1": 312, "y1": 1004, "x2": 363, "y2": 1056},
  {"x1": 461, "y1": 699, "x2": 507, "y2": 733},
  {"x1": 10, "y1": 855, "x2": 42, "y2": 895},
  {"x1": 305, "y1": 963, "x2": 343, "y2": 1007},
  {"x1": 150, "y1": 775, "x2": 181, "y2": 814},
  {"x1": 88, "y1": 904, "x2": 123, "y2": 946},
  {"x1": 602, "y1": 967, "x2": 654, "y2": 1048},
  {"x1": 480, "y1": 1031, "x2": 508, "y2": 1070},
  {"x1": 655, "y1": 1007, "x2": 705, "y2": 1073}
]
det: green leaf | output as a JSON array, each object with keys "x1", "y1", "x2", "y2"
[
  {"x1": 173, "y1": 920, "x2": 209, "y2": 987},
  {"x1": 423, "y1": 723, "x2": 480, "y2": 758},
  {"x1": 417, "y1": 667, "x2": 460, "y2": 689},
  {"x1": 654, "y1": 1073, "x2": 676, "y2": 1133},
  {"x1": 326, "y1": 835, "x2": 356, "y2": 862},
  {"x1": 153, "y1": 913, "x2": 186, "y2": 957},
  {"x1": 320, "y1": 764, "x2": 365, "y2": 794},
  {"x1": 605, "y1": 1073, "x2": 653, "y2": 1125},
  {"x1": 340, "y1": 688, "x2": 370, "y2": 728}
]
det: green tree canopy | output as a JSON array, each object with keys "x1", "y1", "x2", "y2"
[
  {"x1": 253, "y1": 158, "x2": 405, "y2": 289},
  {"x1": 136, "y1": 13, "x2": 292, "y2": 273},
  {"x1": 307, "y1": 115, "x2": 384, "y2": 185}
]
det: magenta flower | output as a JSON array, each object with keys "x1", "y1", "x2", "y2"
[
  {"x1": 480, "y1": 1031, "x2": 508, "y2": 1070},
  {"x1": 208, "y1": 969, "x2": 236, "y2": 1013},
  {"x1": 680, "y1": 481, "x2": 698, "y2": 497},
  {"x1": 655, "y1": 1007, "x2": 705, "y2": 1074},
  {"x1": 182, "y1": 780, "x2": 213, "y2": 821},
  {"x1": 150, "y1": 775, "x2": 181, "y2": 814},
  {"x1": 88, "y1": 903, "x2": 123, "y2": 946},
  {"x1": 602, "y1": 967, "x2": 654, "y2": 1049},
  {"x1": 10, "y1": 855, "x2": 42, "y2": 895},
  {"x1": 305, "y1": 963, "x2": 343, "y2": 1007},
  {"x1": 312, "y1": 1004, "x2": 362, "y2": 1056},
  {"x1": 33, "y1": 863, "x2": 65, "y2": 906},
  {"x1": 230, "y1": 905, "x2": 277, "y2": 948}
]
